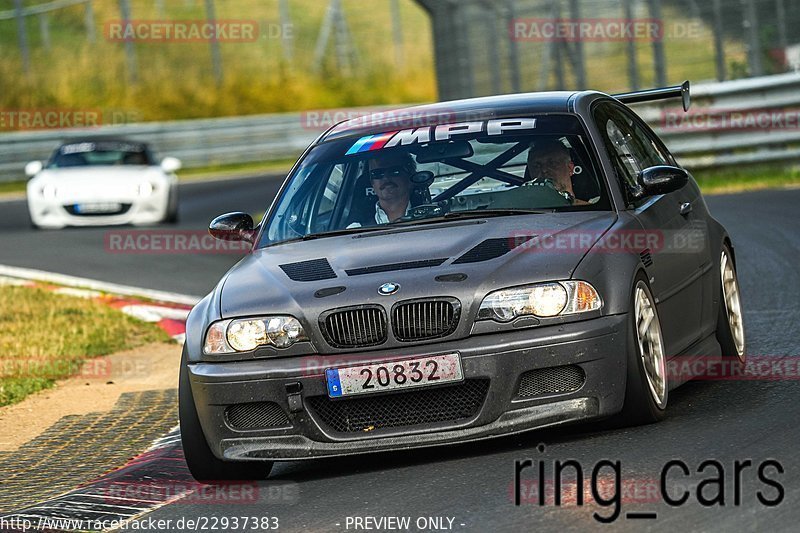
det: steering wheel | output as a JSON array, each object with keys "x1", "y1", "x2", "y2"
[{"x1": 395, "y1": 202, "x2": 450, "y2": 222}]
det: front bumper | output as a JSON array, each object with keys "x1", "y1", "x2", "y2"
[
  {"x1": 27, "y1": 193, "x2": 169, "y2": 228},
  {"x1": 188, "y1": 313, "x2": 628, "y2": 461}
]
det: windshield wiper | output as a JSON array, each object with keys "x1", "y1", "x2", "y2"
[
  {"x1": 385, "y1": 208, "x2": 550, "y2": 228},
  {"x1": 300, "y1": 226, "x2": 386, "y2": 241},
  {"x1": 443, "y1": 208, "x2": 552, "y2": 218},
  {"x1": 296, "y1": 210, "x2": 549, "y2": 241}
]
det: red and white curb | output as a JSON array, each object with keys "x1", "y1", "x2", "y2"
[{"x1": 0, "y1": 265, "x2": 199, "y2": 344}]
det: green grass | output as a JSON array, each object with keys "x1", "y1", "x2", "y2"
[
  {"x1": 0, "y1": 1, "x2": 768, "y2": 121},
  {"x1": 0, "y1": 0, "x2": 436, "y2": 121},
  {"x1": 0, "y1": 180, "x2": 25, "y2": 195},
  {"x1": 0, "y1": 285, "x2": 170, "y2": 407},
  {"x1": 693, "y1": 165, "x2": 800, "y2": 194},
  {"x1": 178, "y1": 158, "x2": 295, "y2": 178}
]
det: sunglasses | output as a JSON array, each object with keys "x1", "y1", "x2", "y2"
[{"x1": 369, "y1": 165, "x2": 409, "y2": 180}]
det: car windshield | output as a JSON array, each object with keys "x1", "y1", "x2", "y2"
[
  {"x1": 47, "y1": 141, "x2": 153, "y2": 168},
  {"x1": 260, "y1": 113, "x2": 610, "y2": 248}
]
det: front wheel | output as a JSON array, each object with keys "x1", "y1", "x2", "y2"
[
  {"x1": 619, "y1": 274, "x2": 668, "y2": 425},
  {"x1": 163, "y1": 190, "x2": 179, "y2": 224},
  {"x1": 716, "y1": 244, "x2": 745, "y2": 365},
  {"x1": 179, "y1": 346, "x2": 273, "y2": 482}
]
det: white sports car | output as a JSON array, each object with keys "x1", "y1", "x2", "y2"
[{"x1": 25, "y1": 138, "x2": 181, "y2": 229}]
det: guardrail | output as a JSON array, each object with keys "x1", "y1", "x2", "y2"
[
  {"x1": 633, "y1": 72, "x2": 800, "y2": 169},
  {"x1": 1, "y1": 73, "x2": 800, "y2": 182}
]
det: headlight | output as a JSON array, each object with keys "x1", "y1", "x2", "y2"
[
  {"x1": 138, "y1": 182, "x2": 154, "y2": 196},
  {"x1": 203, "y1": 316, "x2": 307, "y2": 354},
  {"x1": 477, "y1": 281, "x2": 601, "y2": 322},
  {"x1": 40, "y1": 184, "x2": 58, "y2": 199}
]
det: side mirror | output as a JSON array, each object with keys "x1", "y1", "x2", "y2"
[
  {"x1": 635, "y1": 165, "x2": 689, "y2": 197},
  {"x1": 209, "y1": 212, "x2": 255, "y2": 243},
  {"x1": 25, "y1": 161, "x2": 43, "y2": 177},
  {"x1": 161, "y1": 157, "x2": 182, "y2": 173}
]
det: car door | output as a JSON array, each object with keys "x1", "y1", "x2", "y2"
[{"x1": 594, "y1": 101, "x2": 705, "y2": 357}]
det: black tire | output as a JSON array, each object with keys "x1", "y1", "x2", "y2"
[
  {"x1": 163, "y1": 190, "x2": 179, "y2": 224},
  {"x1": 179, "y1": 346, "x2": 273, "y2": 482},
  {"x1": 716, "y1": 243, "x2": 746, "y2": 366},
  {"x1": 619, "y1": 273, "x2": 668, "y2": 425},
  {"x1": 28, "y1": 211, "x2": 40, "y2": 230}
]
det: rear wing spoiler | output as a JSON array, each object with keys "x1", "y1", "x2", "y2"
[{"x1": 613, "y1": 80, "x2": 691, "y2": 111}]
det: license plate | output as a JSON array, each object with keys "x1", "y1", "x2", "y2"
[
  {"x1": 75, "y1": 202, "x2": 122, "y2": 214},
  {"x1": 326, "y1": 353, "x2": 463, "y2": 398}
]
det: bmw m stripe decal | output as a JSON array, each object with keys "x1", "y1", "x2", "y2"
[
  {"x1": 345, "y1": 131, "x2": 399, "y2": 155},
  {"x1": 344, "y1": 118, "x2": 537, "y2": 155}
]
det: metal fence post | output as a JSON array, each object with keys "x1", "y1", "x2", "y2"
[
  {"x1": 742, "y1": 0, "x2": 762, "y2": 76},
  {"x1": 391, "y1": 0, "x2": 404, "y2": 68},
  {"x1": 623, "y1": 0, "x2": 639, "y2": 89},
  {"x1": 776, "y1": 0, "x2": 788, "y2": 61},
  {"x1": 312, "y1": 0, "x2": 335, "y2": 73},
  {"x1": 648, "y1": 0, "x2": 666, "y2": 86},
  {"x1": 569, "y1": 0, "x2": 586, "y2": 89},
  {"x1": 279, "y1": 0, "x2": 294, "y2": 62},
  {"x1": 14, "y1": 0, "x2": 30, "y2": 74},
  {"x1": 204, "y1": 0, "x2": 224, "y2": 86},
  {"x1": 39, "y1": 13, "x2": 51, "y2": 51},
  {"x1": 712, "y1": 0, "x2": 726, "y2": 81},
  {"x1": 118, "y1": 0, "x2": 138, "y2": 83},
  {"x1": 85, "y1": 0, "x2": 96, "y2": 43},
  {"x1": 505, "y1": 0, "x2": 521, "y2": 93}
]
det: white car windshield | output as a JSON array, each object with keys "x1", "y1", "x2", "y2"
[{"x1": 48, "y1": 141, "x2": 154, "y2": 168}]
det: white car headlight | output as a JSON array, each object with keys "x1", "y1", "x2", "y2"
[
  {"x1": 138, "y1": 182, "x2": 154, "y2": 196},
  {"x1": 477, "y1": 281, "x2": 602, "y2": 322},
  {"x1": 40, "y1": 183, "x2": 58, "y2": 199},
  {"x1": 203, "y1": 316, "x2": 307, "y2": 354}
]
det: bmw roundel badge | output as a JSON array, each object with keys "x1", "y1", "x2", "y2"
[{"x1": 378, "y1": 282, "x2": 400, "y2": 296}]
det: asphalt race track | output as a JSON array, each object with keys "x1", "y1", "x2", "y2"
[
  {"x1": 0, "y1": 175, "x2": 285, "y2": 297},
  {"x1": 1, "y1": 181, "x2": 798, "y2": 531}
]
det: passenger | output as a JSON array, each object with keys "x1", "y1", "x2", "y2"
[{"x1": 526, "y1": 139, "x2": 589, "y2": 205}]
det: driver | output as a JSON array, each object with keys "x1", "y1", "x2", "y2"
[
  {"x1": 526, "y1": 139, "x2": 589, "y2": 205},
  {"x1": 348, "y1": 151, "x2": 415, "y2": 227}
]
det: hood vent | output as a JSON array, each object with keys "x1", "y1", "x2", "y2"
[
  {"x1": 279, "y1": 258, "x2": 337, "y2": 282},
  {"x1": 640, "y1": 249, "x2": 654, "y2": 268},
  {"x1": 453, "y1": 235, "x2": 535, "y2": 264},
  {"x1": 345, "y1": 258, "x2": 447, "y2": 276}
]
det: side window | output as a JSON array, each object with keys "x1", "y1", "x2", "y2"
[
  {"x1": 317, "y1": 164, "x2": 344, "y2": 217},
  {"x1": 595, "y1": 102, "x2": 672, "y2": 200},
  {"x1": 309, "y1": 163, "x2": 347, "y2": 233}
]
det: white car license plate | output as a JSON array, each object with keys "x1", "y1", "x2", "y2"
[
  {"x1": 326, "y1": 353, "x2": 463, "y2": 398},
  {"x1": 75, "y1": 202, "x2": 122, "y2": 214}
]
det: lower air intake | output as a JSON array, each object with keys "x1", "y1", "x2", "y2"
[
  {"x1": 308, "y1": 379, "x2": 489, "y2": 433},
  {"x1": 516, "y1": 366, "x2": 585, "y2": 398},
  {"x1": 225, "y1": 402, "x2": 290, "y2": 430}
]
